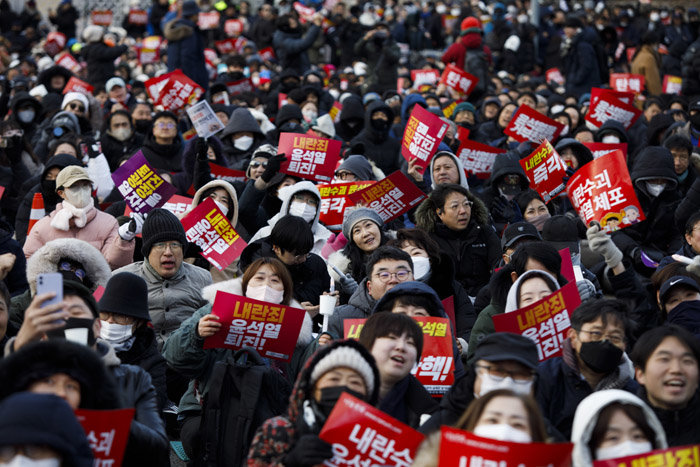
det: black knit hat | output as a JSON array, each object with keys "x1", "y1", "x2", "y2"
[
  {"x1": 99, "y1": 272, "x2": 150, "y2": 321},
  {"x1": 141, "y1": 208, "x2": 187, "y2": 256}
]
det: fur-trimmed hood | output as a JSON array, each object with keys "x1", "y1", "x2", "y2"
[
  {"x1": 26, "y1": 238, "x2": 111, "y2": 294},
  {"x1": 201, "y1": 277, "x2": 314, "y2": 348},
  {"x1": 184, "y1": 179, "x2": 239, "y2": 226},
  {"x1": 414, "y1": 189, "x2": 490, "y2": 233}
]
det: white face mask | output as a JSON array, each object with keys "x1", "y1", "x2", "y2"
[
  {"x1": 0, "y1": 455, "x2": 61, "y2": 467},
  {"x1": 112, "y1": 127, "x2": 132, "y2": 142},
  {"x1": 246, "y1": 284, "x2": 284, "y2": 304},
  {"x1": 234, "y1": 135, "x2": 254, "y2": 151},
  {"x1": 601, "y1": 135, "x2": 621, "y2": 144},
  {"x1": 18, "y1": 109, "x2": 35, "y2": 123},
  {"x1": 436, "y1": 4, "x2": 446, "y2": 14},
  {"x1": 596, "y1": 440, "x2": 653, "y2": 461},
  {"x1": 64, "y1": 185, "x2": 92, "y2": 208},
  {"x1": 289, "y1": 200, "x2": 317, "y2": 223},
  {"x1": 302, "y1": 109, "x2": 318, "y2": 121},
  {"x1": 214, "y1": 199, "x2": 229, "y2": 216},
  {"x1": 650, "y1": 12, "x2": 660, "y2": 22},
  {"x1": 100, "y1": 320, "x2": 134, "y2": 343},
  {"x1": 473, "y1": 424, "x2": 532, "y2": 443},
  {"x1": 411, "y1": 256, "x2": 431, "y2": 280},
  {"x1": 478, "y1": 372, "x2": 534, "y2": 397},
  {"x1": 517, "y1": 14, "x2": 529, "y2": 24},
  {"x1": 646, "y1": 182, "x2": 666, "y2": 197},
  {"x1": 451, "y1": 7, "x2": 460, "y2": 16}
]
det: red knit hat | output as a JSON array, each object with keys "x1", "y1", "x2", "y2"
[{"x1": 460, "y1": 16, "x2": 482, "y2": 35}]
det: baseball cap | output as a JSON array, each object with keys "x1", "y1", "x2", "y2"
[
  {"x1": 542, "y1": 215, "x2": 581, "y2": 254},
  {"x1": 473, "y1": 332, "x2": 539, "y2": 369},
  {"x1": 501, "y1": 222, "x2": 541, "y2": 250},
  {"x1": 105, "y1": 77, "x2": 126, "y2": 92},
  {"x1": 56, "y1": 165, "x2": 92, "y2": 190},
  {"x1": 660, "y1": 276, "x2": 700, "y2": 305}
]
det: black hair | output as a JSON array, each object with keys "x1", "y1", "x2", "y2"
[
  {"x1": 270, "y1": 214, "x2": 314, "y2": 256},
  {"x1": 359, "y1": 312, "x2": 424, "y2": 360},
  {"x1": 630, "y1": 324, "x2": 700, "y2": 370},
  {"x1": 510, "y1": 242, "x2": 566, "y2": 285},
  {"x1": 429, "y1": 183, "x2": 470, "y2": 212},
  {"x1": 515, "y1": 189, "x2": 552, "y2": 217},
  {"x1": 516, "y1": 271, "x2": 559, "y2": 308},
  {"x1": 380, "y1": 293, "x2": 438, "y2": 316},
  {"x1": 153, "y1": 110, "x2": 177, "y2": 124},
  {"x1": 102, "y1": 109, "x2": 133, "y2": 133},
  {"x1": 570, "y1": 298, "x2": 633, "y2": 339},
  {"x1": 365, "y1": 246, "x2": 413, "y2": 279},
  {"x1": 225, "y1": 54, "x2": 247, "y2": 69},
  {"x1": 342, "y1": 227, "x2": 390, "y2": 282},
  {"x1": 199, "y1": 185, "x2": 235, "y2": 221},
  {"x1": 390, "y1": 228, "x2": 442, "y2": 264},
  {"x1": 589, "y1": 403, "x2": 659, "y2": 455},
  {"x1": 663, "y1": 134, "x2": 693, "y2": 155},
  {"x1": 0, "y1": 280, "x2": 10, "y2": 310},
  {"x1": 685, "y1": 211, "x2": 700, "y2": 236},
  {"x1": 644, "y1": 97, "x2": 664, "y2": 110}
]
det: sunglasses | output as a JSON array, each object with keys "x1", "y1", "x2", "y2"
[
  {"x1": 68, "y1": 102, "x2": 85, "y2": 112},
  {"x1": 249, "y1": 160, "x2": 268, "y2": 168},
  {"x1": 156, "y1": 122, "x2": 176, "y2": 129}
]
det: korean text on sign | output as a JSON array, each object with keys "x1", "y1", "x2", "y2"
[
  {"x1": 593, "y1": 444, "x2": 700, "y2": 467},
  {"x1": 347, "y1": 171, "x2": 426, "y2": 223},
  {"x1": 411, "y1": 317, "x2": 455, "y2": 396},
  {"x1": 318, "y1": 181, "x2": 376, "y2": 230},
  {"x1": 610, "y1": 73, "x2": 645, "y2": 94},
  {"x1": 75, "y1": 408, "x2": 135, "y2": 467},
  {"x1": 493, "y1": 281, "x2": 581, "y2": 361},
  {"x1": 320, "y1": 392, "x2": 425, "y2": 467},
  {"x1": 504, "y1": 104, "x2": 564, "y2": 143},
  {"x1": 456, "y1": 139, "x2": 505, "y2": 179},
  {"x1": 401, "y1": 105, "x2": 447, "y2": 171},
  {"x1": 440, "y1": 64, "x2": 478, "y2": 96},
  {"x1": 111, "y1": 151, "x2": 176, "y2": 214},
  {"x1": 278, "y1": 133, "x2": 341, "y2": 182},
  {"x1": 520, "y1": 140, "x2": 567, "y2": 203}
]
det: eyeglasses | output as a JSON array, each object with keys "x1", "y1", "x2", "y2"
[
  {"x1": 99, "y1": 312, "x2": 136, "y2": 325},
  {"x1": 373, "y1": 269, "x2": 411, "y2": 283},
  {"x1": 475, "y1": 364, "x2": 536, "y2": 383},
  {"x1": 152, "y1": 241, "x2": 183, "y2": 252},
  {"x1": 292, "y1": 194, "x2": 319, "y2": 207},
  {"x1": 446, "y1": 200, "x2": 472, "y2": 211},
  {"x1": 334, "y1": 171, "x2": 356, "y2": 181},
  {"x1": 156, "y1": 122, "x2": 176, "y2": 130},
  {"x1": 293, "y1": 252, "x2": 309, "y2": 263},
  {"x1": 58, "y1": 261, "x2": 86, "y2": 280},
  {"x1": 249, "y1": 160, "x2": 268, "y2": 168},
  {"x1": 68, "y1": 102, "x2": 85, "y2": 112},
  {"x1": 578, "y1": 329, "x2": 625, "y2": 346}
]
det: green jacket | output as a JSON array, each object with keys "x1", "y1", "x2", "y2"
[{"x1": 466, "y1": 301, "x2": 504, "y2": 363}]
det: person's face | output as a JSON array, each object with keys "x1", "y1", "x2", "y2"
[
  {"x1": 596, "y1": 408, "x2": 652, "y2": 451},
  {"x1": 555, "y1": 115, "x2": 570, "y2": 129},
  {"x1": 523, "y1": 199, "x2": 549, "y2": 222},
  {"x1": 519, "y1": 276, "x2": 553, "y2": 307},
  {"x1": 437, "y1": 192, "x2": 471, "y2": 231},
  {"x1": 153, "y1": 117, "x2": 177, "y2": 141},
  {"x1": 276, "y1": 177, "x2": 296, "y2": 196},
  {"x1": 64, "y1": 99, "x2": 86, "y2": 117},
  {"x1": 147, "y1": 239, "x2": 184, "y2": 278},
  {"x1": 313, "y1": 367, "x2": 367, "y2": 401},
  {"x1": 474, "y1": 396, "x2": 532, "y2": 437},
  {"x1": 564, "y1": 108, "x2": 580, "y2": 127},
  {"x1": 517, "y1": 95, "x2": 536, "y2": 108},
  {"x1": 366, "y1": 259, "x2": 414, "y2": 300},
  {"x1": 671, "y1": 147, "x2": 690, "y2": 175},
  {"x1": 334, "y1": 170, "x2": 358, "y2": 182},
  {"x1": 685, "y1": 222, "x2": 700, "y2": 254},
  {"x1": 575, "y1": 130, "x2": 594, "y2": 143},
  {"x1": 352, "y1": 220, "x2": 381, "y2": 253},
  {"x1": 472, "y1": 359, "x2": 535, "y2": 396},
  {"x1": 260, "y1": 4, "x2": 273, "y2": 19},
  {"x1": 371, "y1": 332, "x2": 418, "y2": 384},
  {"x1": 110, "y1": 114, "x2": 131, "y2": 134},
  {"x1": 109, "y1": 85, "x2": 126, "y2": 102},
  {"x1": 569, "y1": 316, "x2": 627, "y2": 356},
  {"x1": 50, "y1": 75, "x2": 65, "y2": 90},
  {"x1": 644, "y1": 103, "x2": 662, "y2": 123},
  {"x1": 559, "y1": 147, "x2": 578, "y2": 169},
  {"x1": 484, "y1": 103, "x2": 499, "y2": 119},
  {"x1": 498, "y1": 104, "x2": 516, "y2": 128},
  {"x1": 663, "y1": 286, "x2": 700, "y2": 313},
  {"x1": 564, "y1": 25, "x2": 577, "y2": 38},
  {"x1": 44, "y1": 166, "x2": 61, "y2": 181},
  {"x1": 246, "y1": 263, "x2": 285, "y2": 292},
  {"x1": 0, "y1": 296, "x2": 7, "y2": 341},
  {"x1": 399, "y1": 241, "x2": 428, "y2": 259},
  {"x1": 371, "y1": 111, "x2": 389, "y2": 125},
  {"x1": 391, "y1": 302, "x2": 430, "y2": 317},
  {"x1": 288, "y1": 16, "x2": 298, "y2": 29},
  {"x1": 636, "y1": 337, "x2": 699, "y2": 411},
  {"x1": 27, "y1": 372, "x2": 81, "y2": 410},
  {"x1": 132, "y1": 104, "x2": 152, "y2": 121},
  {"x1": 248, "y1": 157, "x2": 268, "y2": 180},
  {"x1": 208, "y1": 187, "x2": 231, "y2": 208},
  {"x1": 432, "y1": 155, "x2": 460, "y2": 185},
  {"x1": 57, "y1": 180, "x2": 91, "y2": 201},
  {"x1": 454, "y1": 110, "x2": 475, "y2": 125}
]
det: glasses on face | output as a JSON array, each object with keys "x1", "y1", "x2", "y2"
[
  {"x1": 152, "y1": 241, "x2": 183, "y2": 253},
  {"x1": 374, "y1": 269, "x2": 411, "y2": 283},
  {"x1": 334, "y1": 171, "x2": 356, "y2": 181},
  {"x1": 99, "y1": 312, "x2": 135, "y2": 325},
  {"x1": 58, "y1": 261, "x2": 86, "y2": 280},
  {"x1": 292, "y1": 194, "x2": 319, "y2": 207},
  {"x1": 156, "y1": 122, "x2": 176, "y2": 130},
  {"x1": 446, "y1": 200, "x2": 472, "y2": 212},
  {"x1": 68, "y1": 102, "x2": 85, "y2": 112},
  {"x1": 578, "y1": 329, "x2": 625, "y2": 346},
  {"x1": 249, "y1": 160, "x2": 268, "y2": 168},
  {"x1": 293, "y1": 252, "x2": 309, "y2": 263},
  {"x1": 475, "y1": 364, "x2": 536, "y2": 383}
]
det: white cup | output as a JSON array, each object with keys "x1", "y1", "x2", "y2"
[{"x1": 319, "y1": 294, "x2": 337, "y2": 316}]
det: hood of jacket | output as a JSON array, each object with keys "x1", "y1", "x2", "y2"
[
  {"x1": 339, "y1": 95, "x2": 365, "y2": 123},
  {"x1": 371, "y1": 280, "x2": 447, "y2": 317},
  {"x1": 490, "y1": 151, "x2": 529, "y2": 188},
  {"x1": 401, "y1": 94, "x2": 427, "y2": 123},
  {"x1": 631, "y1": 146, "x2": 678, "y2": 191},
  {"x1": 415, "y1": 187, "x2": 491, "y2": 233},
  {"x1": 42, "y1": 153, "x2": 82, "y2": 179},
  {"x1": 363, "y1": 100, "x2": 394, "y2": 139},
  {"x1": 504, "y1": 269, "x2": 560, "y2": 313},
  {"x1": 595, "y1": 119, "x2": 629, "y2": 143},
  {"x1": 429, "y1": 151, "x2": 470, "y2": 190},
  {"x1": 37, "y1": 65, "x2": 73, "y2": 92},
  {"x1": 268, "y1": 180, "x2": 324, "y2": 232},
  {"x1": 220, "y1": 107, "x2": 264, "y2": 140},
  {"x1": 10, "y1": 91, "x2": 42, "y2": 118},
  {"x1": 275, "y1": 104, "x2": 304, "y2": 128},
  {"x1": 554, "y1": 138, "x2": 593, "y2": 169},
  {"x1": 571, "y1": 389, "x2": 667, "y2": 467},
  {"x1": 188, "y1": 179, "x2": 239, "y2": 226},
  {"x1": 143, "y1": 130, "x2": 182, "y2": 158},
  {"x1": 163, "y1": 17, "x2": 195, "y2": 41}
]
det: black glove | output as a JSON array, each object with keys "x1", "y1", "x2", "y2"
[
  {"x1": 3, "y1": 136, "x2": 23, "y2": 162},
  {"x1": 261, "y1": 153, "x2": 287, "y2": 183},
  {"x1": 82, "y1": 137, "x2": 102, "y2": 159},
  {"x1": 194, "y1": 137, "x2": 208, "y2": 161},
  {"x1": 282, "y1": 434, "x2": 333, "y2": 467},
  {"x1": 492, "y1": 196, "x2": 515, "y2": 221}
]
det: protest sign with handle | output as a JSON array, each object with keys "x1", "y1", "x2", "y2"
[
  {"x1": 75, "y1": 408, "x2": 135, "y2": 467},
  {"x1": 198, "y1": 11, "x2": 221, "y2": 29},
  {"x1": 439, "y1": 64, "x2": 479, "y2": 96},
  {"x1": 181, "y1": 197, "x2": 247, "y2": 270},
  {"x1": 91, "y1": 10, "x2": 113, "y2": 26},
  {"x1": 401, "y1": 104, "x2": 448, "y2": 173},
  {"x1": 586, "y1": 89, "x2": 641, "y2": 130},
  {"x1": 318, "y1": 181, "x2": 376, "y2": 230},
  {"x1": 663, "y1": 75, "x2": 683, "y2": 94},
  {"x1": 224, "y1": 18, "x2": 245, "y2": 36},
  {"x1": 582, "y1": 142, "x2": 628, "y2": 160},
  {"x1": 128, "y1": 9, "x2": 149, "y2": 25},
  {"x1": 277, "y1": 133, "x2": 342, "y2": 182},
  {"x1": 566, "y1": 149, "x2": 645, "y2": 232},
  {"x1": 492, "y1": 281, "x2": 581, "y2": 361},
  {"x1": 456, "y1": 139, "x2": 505, "y2": 179},
  {"x1": 154, "y1": 70, "x2": 204, "y2": 111},
  {"x1": 186, "y1": 100, "x2": 225, "y2": 139},
  {"x1": 319, "y1": 392, "x2": 425, "y2": 467},
  {"x1": 590, "y1": 87, "x2": 635, "y2": 105},
  {"x1": 411, "y1": 69, "x2": 441, "y2": 89},
  {"x1": 610, "y1": 73, "x2": 645, "y2": 94},
  {"x1": 111, "y1": 151, "x2": 177, "y2": 214},
  {"x1": 63, "y1": 77, "x2": 94, "y2": 96},
  {"x1": 593, "y1": 444, "x2": 700, "y2": 467},
  {"x1": 204, "y1": 290, "x2": 306, "y2": 361},
  {"x1": 346, "y1": 170, "x2": 426, "y2": 223},
  {"x1": 504, "y1": 104, "x2": 565, "y2": 143},
  {"x1": 545, "y1": 67, "x2": 565, "y2": 85},
  {"x1": 519, "y1": 139, "x2": 567, "y2": 203}
]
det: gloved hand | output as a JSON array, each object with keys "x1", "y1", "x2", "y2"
[
  {"x1": 492, "y1": 197, "x2": 516, "y2": 221},
  {"x1": 261, "y1": 153, "x2": 287, "y2": 183},
  {"x1": 282, "y1": 434, "x2": 333, "y2": 467},
  {"x1": 586, "y1": 222, "x2": 623, "y2": 269},
  {"x1": 82, "y1": 137, "x2": 102, "y2": 159},
  {"x1": 118, "y1": 213, "x2": 145, "y2": 241},
  {"x1": 194, "y1": 137, "x2": 208, "y2": 161},
  {"x1": 576, "y1": 278, "x2": 597, "y2": 303},
  {"x1": 3, "y1": 135, "x2": 23, "y2": 162},
  {"x1": 686, "y1": 255, "x2": 700, "y2": 277},
  {"x1": 336, "y1": 272, "x2": 359, "y2": 295}
]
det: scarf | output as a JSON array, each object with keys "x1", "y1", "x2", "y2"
[
  {"x1": 562, "y1": 337, "x2": 634, "y2": 390},
  {"x1": 50, "y1": 199, "x2": 94, "y2": 231}
]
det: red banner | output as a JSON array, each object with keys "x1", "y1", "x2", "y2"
[
  {"x1": 610, "y1": 73, "x2": 645, "y2": 94},
  {"x1": 144, "y1": 70, "x2": 176, "y2": 102},
  {"x1": 411, "y1": 69, "x2": 440, "y2": 89},
  {"x1": 162, "y1": 194, "x2": 193, "y2": 217},
  {"x1": 582, "y1": 142, "x2": 628, "y2": 160},
  {"x1": 593, "y1": 444, "x2": 700, "y2": 467},
  {"x1": 492, "y1": 281, "x2": 581, "y2": 361},
  {"x1": 586, "y1": 90, "x2": 641, "y2": 130},
  {"x1": 663, "y1": 75, "x2": 683, "y2": 95},
  {"x1": 210, "y1": 162, "x2": 247, "y2": 184},
  {"x1": 278, "y1": 133, "x2": 342, "y2": 182},
  {"x1": 401, "y1": 104, "x2": 448, "y2": 172},
  {"x1": 319, "y1": 392, "x2": 425, "y2": 466},
  {"x1": 504, "y1": 104, "x2": 565, "y2": 143},
  {"x1": 259, "y1": 46, "x2": 275, "y2": 61},
  {"x1": 203, "y1": 290, "x2": 306, "y2": 361},
  {"x1": 545, "y1": 67, "x2": 565, "y2": 85},
  {"x1": 319, "y1": 181, "x2": 376, "y2": 230},
  {"x1": 63, "y1": 76, "x2": 94, "y2": 96},
  {"x1": 567, "y1": 149, "x2": 645, "y2": 232},
  {"x1": 44, "y1": 31, "x2": 66, "y2": 56},
  {"x1": 156, "y1": 70, "x2": 204, "y2": 111},
  {"x1": 54, "y1": 51, "x2": 81, "y2": 74},
  {"x1": 225, "y1": 78, "x2": 254, "y2": 95},
  {"x1": 224, "y1": 18, "x2": 245, "y2": 36},
  {"x1": 198, "y1": 11, "x2": 221, "y2": 30},
  {"x1": 441, "y1": 295, "x2": 456, "y2": 335},
  {"x1": 128, "y1": 9, "x2": 148, "y2": 25},
  {"x1": 439, "y1": 64, "x2": 478, "y2": 96},
  {"x1": 520, "y1": 140, "x2": 567, "y2": 203},
  {"x1": 591, "y1": 87, "x2": 635, "y2": 105},
  {"x1": 91, "y1": 10, "x2": 113, "y2": 26},
  {"x1": 215, "y1": 38, "x2": 236, "y2": 55},
  {"x1": 138, "y1": 47, "x2": 160, "y2": 64},
  {"x1": 293, "y1": 1, "x2": 316, "y2": 20},
  {"x1": 456, "y1": 139, "x2": 505, "y2": 179},
  {"x1": 346, "y1": 170, "x2": 426, "y2": 223},
  {"x1": 181, "y1": 198, "x2": 247, "y2": 270},
  {"x1": 439, "y1": 426, "x2": 573, "y2": 467},
  {"x1": 75, "y1": 408, "x2": 134, "y2": 467}
]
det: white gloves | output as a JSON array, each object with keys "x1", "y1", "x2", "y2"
[
  {"x1": 118, "y1": 213, "x2": 145, "y2": 241},
  {"x1": 586, "y1": 223, "x2": 623, "y2": 269}
]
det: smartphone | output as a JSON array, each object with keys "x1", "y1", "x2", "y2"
[{"x1": 36, "y1": 273, "x2": 63, "y2": 307}]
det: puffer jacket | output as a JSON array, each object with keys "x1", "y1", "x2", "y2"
[
  {"x1": 562, "y1": 31, "x2": 602, "y2": 97},
  {"x1": 165, "y1": 17, "x2": 208, "y2": 91},
  {"x1": 82, "y1": 42, "x2": 129, "y2": 88},
  {"x1": 272, "y1": 24, "x2": 321, "y2": 76},
  {"x1": 23, "y1": 203, "x2": 135, "y2": 270},
  {"x1": 681, "y1": 37, "x2": 700, "y2": 96}
]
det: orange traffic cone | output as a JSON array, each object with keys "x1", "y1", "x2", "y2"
[{"x1": 27, "y1": 192, "x2": 45, "y2": 235}]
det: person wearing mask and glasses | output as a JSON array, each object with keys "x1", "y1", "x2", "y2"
[{"x1": 140, "y1": 111, "x2": 184, "y2": 173}]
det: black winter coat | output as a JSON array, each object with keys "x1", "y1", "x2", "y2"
[
  {"x1": 100, "y1": 131, "x2": 145, "y2": 172},
  {"x1": 681, "y1": 38, "x2": 700, "y2": 96},
  {"x1": 378, "y1": 375, "x2": 438, "y2": 429},
  {"x1": 140, "y1": 132, "x2": 183, "y2": 173},
  {"x1": 350, "y1": 101, "x2": 404, "y2": 175},
  {"x1": 82, "y1": 42, "x2": 129, "y2": 88},
  {"x1": 562, "y1": 32, "x2": 602, "y2": 97},
  {"x1": 334, "y1": 95, "x2": 365, "y2": 142},
  {"x1": 640, "y1": 388, "x2": 700, "y2": 447},
  {"x1": 165, "y1": 18, "x2": 209, "y2": 91},
  {"x1": 0, "y1": 220, "x2": 27, "y2": 297},
  {"x1": 115, "y1": 326, "x2": 168, "y2": 411},
  {"x1": 272, "y1": 24, "x2": 320, "y2": 76}
]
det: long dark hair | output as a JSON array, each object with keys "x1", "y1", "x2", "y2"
[
  {"x1": 342, "y1": 229, "x2": 390, "y2": 282},
  {"x1": 588, "y1": 403, "x2": 658, "y2": 456}
]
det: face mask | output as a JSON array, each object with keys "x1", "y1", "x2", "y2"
[
  {"x1": 451, "y1": 7, "x2": 460, "y2": 16},
  {"x1": 529, "y1": 213, "x2": 551, "y2": 231},
  {"x1": 499, "y1": 183, "x2": 521, "y2": 201},
  {"x1": 650, "y1": 12, "x2": 660, "y2": 22},
  {"x1": 316, "y1": 386, "x2": 366, "y2": 418},
  {"x1": 64, "y1": 185, "x2": 92, "y2": 209},
  {"x1": 473, "y1": 424, "x2": 532, "y2": 443},
  {"x1": 370, "y1": 118, "x2": 390, "y2": 133},
  {"x1": 667, "y1": 300, "x2": 700, "y2": 328},
  {"x1": 596, "y1": 440, "x2": 652, "y2": 461},
  {"x1": 517, "y1": 14, "x2": 529, "y2": 23},
  {"x1": 233, "y1": 135, "x2": 254, "y2": 151},
  {"x1": 246, "y1": 284, "x2": 284, "y2": 304},
  {"x1": 346, "y1": 119, "x2": 362, "y2": 128},
  {"x1": 18, "y1": 109, "x2": 35, "y2": 123},
  {"x1": 289, "y1": 200, "x2": 317, "y2": 223},
  {"x1": 602, "y1": 135, "x2": 621, "y2": 144},
  {"x1": 302, "y1": 109, "x2": 318, "y2": 121},
  {"x1": 478, "y1": 371, "x2": 534, "y2": 397},
  {"x1": 41, "y1": 178, "x2": 57, "y2": 199},
  {"x1": 579, "y1": 340, "x2": 623, "y2": 373},
  {"x1": 228, "y1": 71, "x2": 244, "y2": 81},
  {"x1": 645, "y1": 182, "x2": 666, "y2": 197},
  {"x1": 100, "y1": 320, "x2": 133, "y2": 343},
  {"x1": 214, "y1": 199, "x2": 229, "y2": 216},
  {"x1": 0, "y1": 455, "x2": 61, "y2": 467},
  {"x1": 111, "y1": 127, "x2": 132, "y2": 142},
  {"x1": 561, "y1": 124, "x2": 570, "y2": 136},
  {"x1": 411, "y1": 256, "x2": 431, "y2": 280},
  {"x1": 690, "y1": 113, "x2": 700, "y2": 130},
  {"x1": 46, "y1": 317, "x2": 96, "y2": 347},
  {"x1": 134, "y1": 119, "x2": 152, "y2": 134}
]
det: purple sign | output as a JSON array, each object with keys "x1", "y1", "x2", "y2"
[{"x1": 111, "y1": 151, "x2": 176, "y2": 214}]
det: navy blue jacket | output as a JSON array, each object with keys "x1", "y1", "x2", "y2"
[{"x1": 165, "y1": 18, "x2": 209, "y2": 91}]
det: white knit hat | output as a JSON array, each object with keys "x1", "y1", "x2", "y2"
[
  {"x1": 61, "y1": 92, "x2": 89, "y2": 113},
  {"x1": 309, "y1": 346, "x2": 375, "y2": 394}
]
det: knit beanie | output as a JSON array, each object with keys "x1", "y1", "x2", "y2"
[
  {"x1": 452, "y1": 102, "x2": 476, "y2": 120},
  {"x1": 99, "y1": 272, "x2": 150, "y2": 320},
  {"x1": 342, "y1": 207, "x2": 384, "y2": 242},
  {"x1": 141, "y1": 208, "x2": 188, "y2": 256},
  {"x1": 460, "y1": 16, "x2": 482, "y2": 36},
  {"x1": 336, "y1": 155, "x2": 374, "y2": 181},
  {"x1": 309, "y1": 342, "x2": 376, "y2": 395}
]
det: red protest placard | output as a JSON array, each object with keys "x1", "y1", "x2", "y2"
[
  {"x1": 582, "y1": 142, "x2": 628, "y2": 161},
  {"x1": 591, "y1": 87, "x2": 635, "y2": 105},
  {"x1": 198, "y1": 11, "x2": 221, "y2": 30},
  {"x1": 44, "y1": 31, "x2": 66, "y2": 56},
  {"x1": 278, "y1": 133, "x2": 342, "y2": 182},
  {"x1": 586, "y1": 91, "x2": 642, "y2": 130},
  {"x1": 210, "y1": 162, "x2": 247, "y2": 184},
  {"x1": 663, "y1": 75, "x2": 683, "y2": 94},
  {"x1": 318, "y1": 181, "x2": 376, "y2": 230},
  {"x1": 559, "y1": 248, "x2": 575, "y2": 284},
  {"x1": 204, "y1": 290, "x2": 306, "y2": 361},
  {"x1": 91, "y1": 10, "x2": 113, "y2": 26},
  {"x1": 593, "y1": 444, "x2": 700, "y2": 467},
  {"x1": 545, "y1": 67, "x2": 565, "y2": 85},
  {"x1": 214, "y1": 38, "x2": 237, "y2": 55},
  {"x1": 293, "y1": 1, "x2": 316, "y2": 20},
  {"x1": 54, "y1": 51, "x2": 81, "y2": 74},
  {"x1": 567, "y1": 149, "x2": 645, "y2": 232},
  {"x1": 346, "y1": 170, "x2": 426, "y2": 223},
  {"x1": 157, "y1": 70, "x2": 204, "y2": 111},
  {"x1": 439, "y1": 426, "x2": 573, "y2": 467},
  {"x1": 162, "y1": 194, "x2": 193, "y2": 217},
  {"x1": 401, "y1": 104, "x2": 448, "y2": 172},
  {"x1": 259, "y1": 46, "x2": 275, "y2": 61},
  {"x1": 63, "y1": 76, "x2": 94, "y2": 96},
  {"x1": 138, "y1": 47, "x2": 160, "y2": 65},
  {"x1": 112, "y1": 151, "x2": 177, "y2": 214},
  {"x1": 505, "y1": 105, "x2": 565, "y2": 143},
  {"x1": 439, "y1": 64, "x2": 478, "y2": 96},
  {"x1": 226, "y1": 78, "x2": 254, "y2": 95},
  {"x1": 75, "y1": 408, "x2": 134, "y2": 467},
  {"x1": 520, "y1": 140, "x2": 567, "y2": 203},
  {"x1": 224, "y1": 18, "x2": 245, "y2": 36},
  {"x1": 493, "y1": 281, "x2": 581, "y2": 361},
  {"x1": 411, "y1": 69, "x2": 440, "y2": 89},
  {"x1": 456, "y1": 139, "x2": 505, "y2": 179},
  {"x1": 128, "y1": 9, "x2": 148, "y2": 25},
  {"x1": 441, "y1": 295, "x2": 456, "y2": 335},
  {"x1": 181, "y1": 198, "x2": 247, "y2": 270},
  {"x1": 610, "y1": 73, "x2": 645, "y2": 94},
  {"x1": 319, "y1": 392, "x2": 425, "y2": 467}
]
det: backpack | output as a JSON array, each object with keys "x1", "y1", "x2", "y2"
[
  {"x1": 464, "y1": 47, "x2": 489, "y2": 100},
  {"x1": 199, "y1": 347, "x2": 292, "y2": 467}
]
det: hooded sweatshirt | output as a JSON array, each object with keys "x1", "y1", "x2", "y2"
[
  {"x1": 428, "y1": 151, "x2": 470, "y2": 190},
  {"x1": 504, "y1": 269, "x2": 560, "y2": 313},
  {"x1": 335, "y1": 95, "x2": 365, "y2": 142},
  {"x1": 219, "y1": 107, "x2": 266, "y2": 171},
  {"x1": 350, "y1": 101, "x2": 404, "y2": 175}
]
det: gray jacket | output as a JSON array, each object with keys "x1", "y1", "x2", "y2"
[{"x1": 327, "y1": 279, "x2": 377, "y2": 339}]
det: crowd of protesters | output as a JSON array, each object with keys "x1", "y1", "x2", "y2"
[{"x1": 0, "y1": 0, "x2": 699, "y2": 465}]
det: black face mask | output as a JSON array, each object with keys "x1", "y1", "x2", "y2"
[
  {"x1": 579, "y1": 340, "x2": 623, "y2": 374},
  {"x1": 133, "y1": 119, "x2": 152, "y2": 134},
  {"x1": 667, "y1": 300, "x2": 700, "y2": 332},
  {"x1": 498, "y1": 182, "x2": 521, "y2": 197},
  {"x1": 370, "y1": 118, "x2": 390, "y2": 133},
  {"x1": 228, "y1": 71, "x2": 244, "y2": 81},
  {"x1": 316, "y1": 386, "x2": 366, "y2": 418},
  {"x1": 690, "y1": 113, "x2": 700, "y2": 131},
  {"x1": 46, "y1": 317, "x2": 97, "y2": 347}
]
